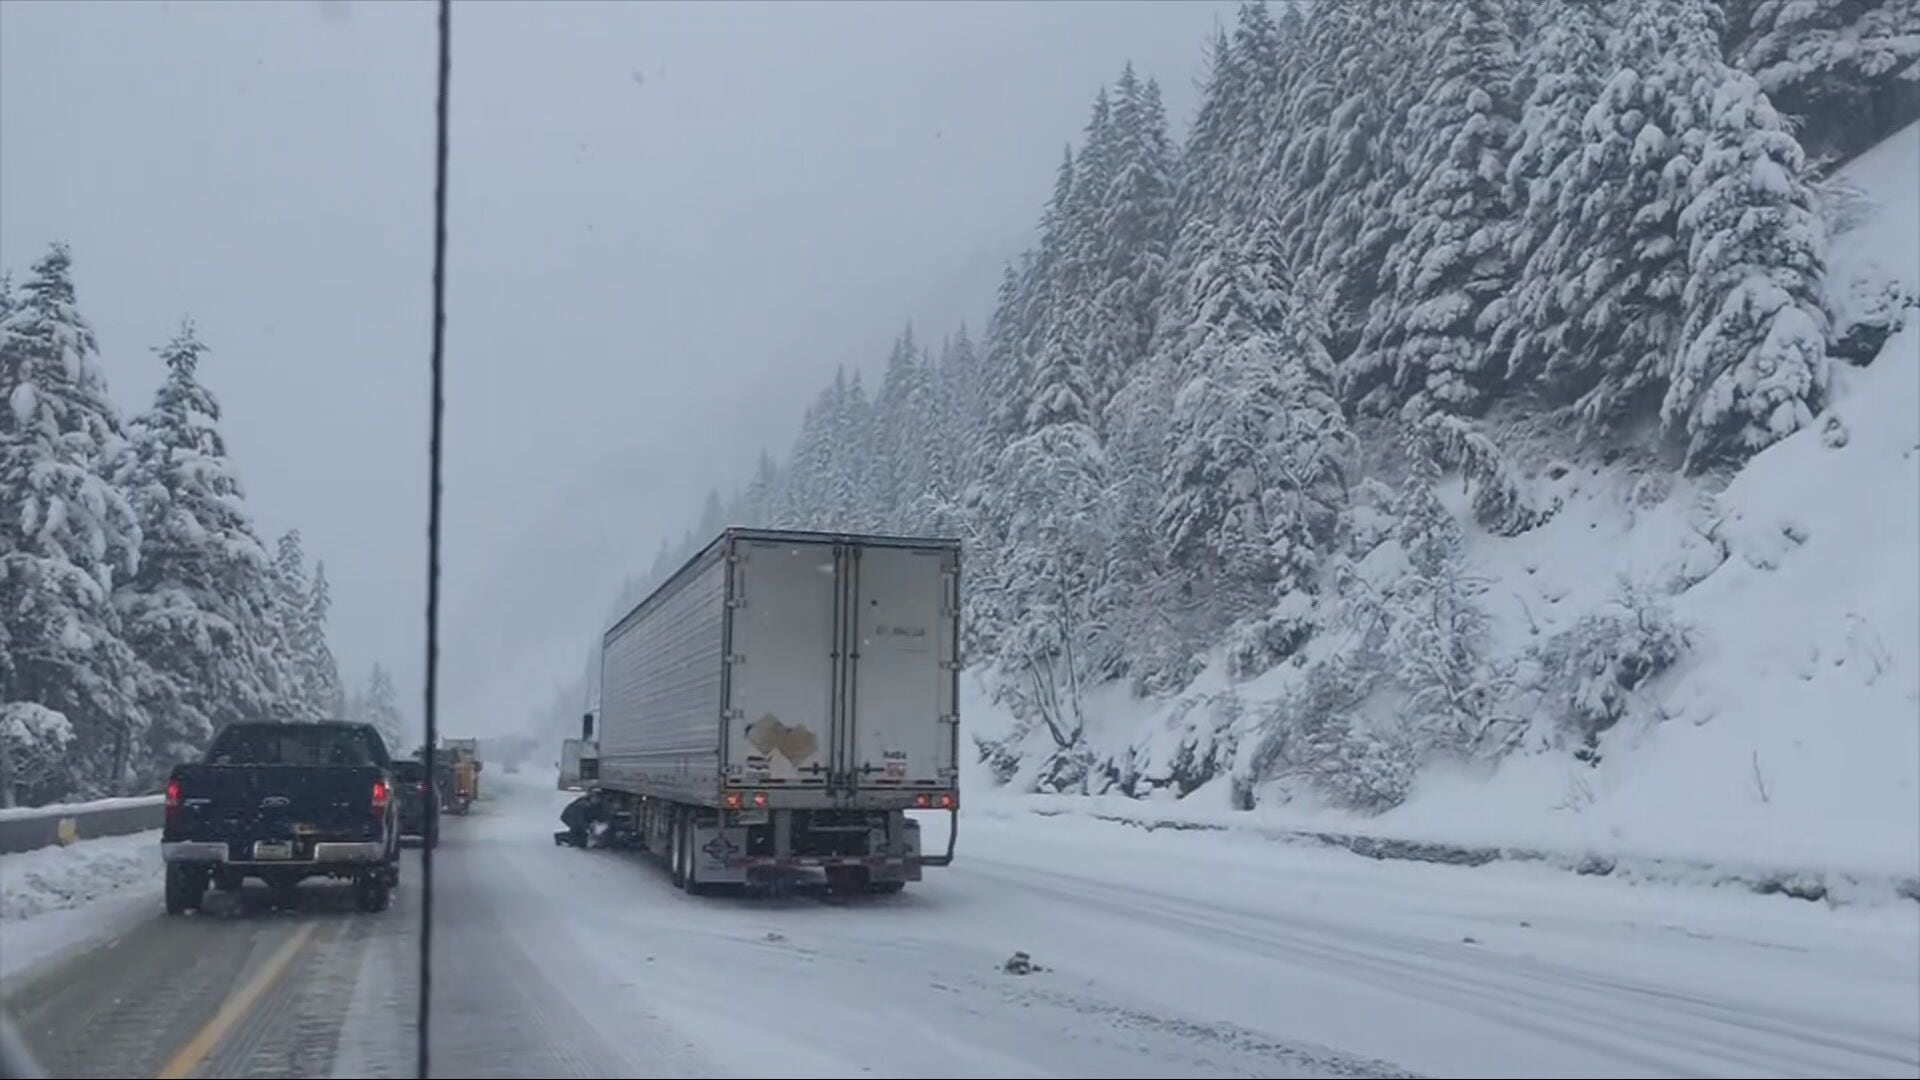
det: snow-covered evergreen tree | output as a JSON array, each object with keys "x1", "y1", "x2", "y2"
[
  {"x1": 1666, "y1": 0, "x2": 1831, "y2": 468},
  {"x1": 305, "y1": 562, "x2": 346, "y2": 718},
  {"x1": 741, "y1": 450, "x2": 781, "y2": 528},
  {"x1": 1721, "y1": 0, "x2": 1920, "y2": 165},
  {"x1": 0, "y1": 243, "x2": 150, "y2": 797},
  {"x1": 1086, "y1": 66, "x2": 1176, "y2": 423},
  {"x1": 1496, "y1": 0, "x2": 1613, "y2": 385},
  {"x1": 1529, "y1": 0, "x2": 1696, "y2": 428},
  {"x1": 116, "y1": 320, "x2": 283, "y2": 772},
  {"x1": 1349, "y1": 0, "x2": 1519, "y2": 419},
  {"x1": 351, "y1": 663, "x2": 407, "y2": 755}
]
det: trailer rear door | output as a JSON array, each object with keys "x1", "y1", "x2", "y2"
[
  {"x1": 847, "y1": 543, "x2": 958, "y2": 792},
  {"x1": 726, "y1": 537, "x2": 836, "y2": 787}
]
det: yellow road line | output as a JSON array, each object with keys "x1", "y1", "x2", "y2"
[{"x1": 154, "y1": 920, "x2": 318, "y2": 1079}]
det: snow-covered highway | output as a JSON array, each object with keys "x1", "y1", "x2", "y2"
[{"x1": 3, "y1": 775, "x2": 1915, "y2": 1078}]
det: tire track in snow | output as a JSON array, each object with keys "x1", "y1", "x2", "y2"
[{"x1": 968, "y1": 858, "x2": 1918, "y2": 1078}]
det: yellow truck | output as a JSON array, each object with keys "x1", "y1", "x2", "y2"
[{"x1": 442, "y1": 739, "x2": 481, "y2": 814}]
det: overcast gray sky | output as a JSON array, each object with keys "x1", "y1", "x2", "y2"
[{"x1": 0, "y1": 0, "x2": 1234, "y2": 737}]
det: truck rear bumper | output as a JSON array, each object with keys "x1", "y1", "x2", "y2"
[{"x1": 161, "y1": 841, "x2": 387, "y2": 865}]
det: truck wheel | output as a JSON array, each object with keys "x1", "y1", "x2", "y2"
[
  {"x1": 669, "y1": 810, "x2": 688, "y2": 890},
  {"x1": 165, "y1": 864, "x2": 206, "y2": 915},
  {"x1": 355, "y1": 872, "x2": 391, "y2": 912}
]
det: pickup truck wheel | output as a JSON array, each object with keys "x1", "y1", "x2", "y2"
[
  {"x1": 165, "y1": 865, "x2": 206, "y2": 914},
  {"x1": 355, "y1": 872, "x2": 391, "y2": 912}
]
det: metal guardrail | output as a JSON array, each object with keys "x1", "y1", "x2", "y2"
[{"x1": 0, "y1": 797, "x2": 165, "y2": 856}]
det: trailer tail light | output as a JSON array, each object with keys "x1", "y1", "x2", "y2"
[
  {"x1": 371, "y1": 778, "x2": 390, "y2": 816},
  {"x1": 914, "y1": 793, "x2": 930, "y2": 808},
  {"x1": 723, "y1": 792, "x2": 742, "y2": 809},
  {"x1": 165, "y1": 777, "x2": 182, "y2": 827},
  {"x1": 751, "y1": 791, "x2": 768, "y2": 808},
  {"x1": 937, "y1": 792, "x2": 955, "y2": 809}
]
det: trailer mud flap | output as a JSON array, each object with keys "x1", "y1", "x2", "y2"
[
  {"x1": 920, "y1": 808, "x2": 957, "y2": 867},
  {"x1": 690, "y1": 823, "x2": 751, "y2": 884}
]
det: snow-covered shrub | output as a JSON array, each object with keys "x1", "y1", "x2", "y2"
[
  {"x1": 1383, "y1": 442, "x2": 1523, "y2": 759},
  {"x1": 972, "y1": 732, "x2": 1024, "y2": 786},
  {"x1": 1417, "y1": 414, "x2": 1562, "y2": 536},
  {"x1": 1528, "y1": 580, "x2": 1690, "y2": 752},
  {"x1": 1235, "y1": 650, "x2": 1397, "y2": 810},
  {"x1": 1830, "y1": 273, "x2": 1916, "y2": 366},
  {"x1": 1223, "y1": 592, "x2": 1317, "y2": 680},
  {"x1": 0, "y1": 702, "x2": 75, "y2": 808}
]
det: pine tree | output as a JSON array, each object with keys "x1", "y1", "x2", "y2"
[
  {"x1": 116, "y1": 320, "x2": 283, "y2": 771},
  {"x1": 829, "y1": 369, "x2": 872, "y2": 528},
  {"x1": 305, "y1": 562, "x2": 345, "y2": 718},
  {"x1": 1349, "y1": 0, "x2": 1519, "y2": 419},
  {"x1": 1496, "y1": 0, "x2": 1613, "y2": 386},
  {"x1": 0, "y1": 243, "x2": 150, "y2": 796},
  {"x1": 696, "y1": 488, "x2": 724, "y2": 540},
  {"x1": 912, "y1": 330, "x2": 968, "y2": 533},
  {"x1": 782, "y1": 391, "x2": 835, "y2": 529},
  {"x1": 1539, "y1": 0, "x2": 1696, "y2": 428},
  {"x1": 1302, "y1": 0, "x2": 1425, "y2": 352},
  {"x1": 742, "y1": 450, "x2": 781, "y2": 528},
  {"x1": 271, "y1": 531, "x2": 325, "y2": 720},
  {"x1": 1721, "y1": 0, "x2": 1920, "y2": 165},
  {"x1": 351, "y1": 663, "x2": 406, "y2": 756},
  {"x1": 869, "y1": 326, "x2": 928, "y2": 530},
  {"x1": 1086, "y1": 66, "x2": 1175, "y2": 423},
  {"x1": 1667, "y1": 0, "x2": 1831, "y2": 468}
]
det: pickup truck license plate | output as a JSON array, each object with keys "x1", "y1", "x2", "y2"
[{"x1": 253, "y1": 841, "x2": 292, "y2": 860}]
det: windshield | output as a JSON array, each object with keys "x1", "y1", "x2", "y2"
[
  {"x1": 2, "y1": 2, "x2": 1916, "y2": 1079},
  {"x1": 206, "y1": 725, "x2": 388, "y2": 769}
]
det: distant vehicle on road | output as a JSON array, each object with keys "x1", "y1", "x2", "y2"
[
  {"x1": 161, "y1": 721, "x2": 401, "y2": 913},
  {"x1": 393, "y1": 758, "x2": 439, "y2": 847}
]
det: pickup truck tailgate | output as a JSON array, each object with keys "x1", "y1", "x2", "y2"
[{"x1": 170, "y1": 764, "x2": 385, "y2": 852}]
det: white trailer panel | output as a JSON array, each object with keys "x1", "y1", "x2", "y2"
[
  {"x1": 597, "y1": 546, "x2": 728, "y2": 802},
  {"x1": 724, "y1": 537, "x2": 836, "y2": 788},
  {"x1": 846, "y1": 543, "x2": 959, "y2": 792}
]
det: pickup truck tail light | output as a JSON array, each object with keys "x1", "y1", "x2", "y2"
[
  {"x1": 165, "y1": 777, "x2": 181, "y2": 827},
  {"x1": 371, "y1": 778, "x2": 390, "y2": 816}
]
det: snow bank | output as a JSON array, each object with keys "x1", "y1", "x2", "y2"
[
  {"x1": 0, "y1": 829, "x2": 159, "y2": 922},
  {"x1": 0, "y1": 829, "x2": 160, "y2": 980},
  {"x1": 966, "y1": 120, "x2": 1920, "y2": 887}
]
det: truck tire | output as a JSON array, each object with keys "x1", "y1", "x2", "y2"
[
  {"x1": 669, "y1": 809, "x2": 688, "y2": 890},
  {"x1": 164, "y1": 864, "x2": 206, "y2": 915},
  {"x1": 355, "y1": 872, "x2": 391, "y2": 912}
]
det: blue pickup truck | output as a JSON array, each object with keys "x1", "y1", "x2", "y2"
[{"x1": 161, "y1": 721, "x2": 402, "y2": 913}]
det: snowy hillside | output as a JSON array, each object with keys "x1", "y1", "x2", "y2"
[
  {"x1": 520, "y1": 2, "x2": 1918, "y2": 884},
  {"x1": 972, "y1": 118, "x2": 1920, "y2": 879}
]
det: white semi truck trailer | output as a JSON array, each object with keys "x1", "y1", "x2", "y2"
[{"x1": 589, "y1": 528, "x2": 959, "y2": 893}]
